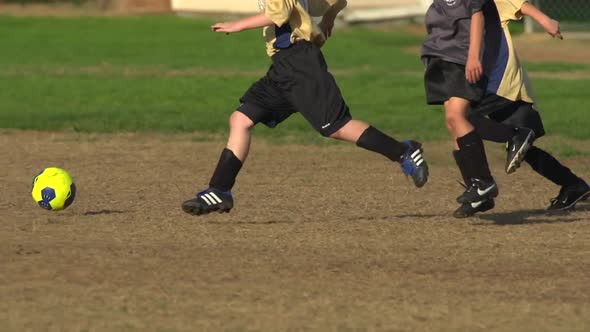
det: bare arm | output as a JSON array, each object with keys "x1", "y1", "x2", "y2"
[
  {"x1": 466, "y1": 10, "x2": 484, "y2": 84},
  {"x1": 520, "y1": 2, "x2": 562, "y2": 39},
  {"x1": 319, "y1": 0, "x2": 348, "y2": 38},
  {"x1": 211, "y1": 13, "x2": 274, "y2": 34}
]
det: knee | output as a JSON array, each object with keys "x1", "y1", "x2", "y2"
[
  {"x1": 328, "y1": 119, "x2": 359, "y2": 140},
  {"x1": 445, "y1": 118, "x2": 454, "y2": 132},
  {"x1": 229, "y1": 112, "x2": 255, "y2": 130},
  {"x1": 328, "y1": 128, "x2": 342, "y2": 139},
  {"x1": 445, "y1": 109, "x2": 469, "y2": 130},
  {"x1": 328, "y1": 124, "x2": 351, "y2": 140},
  {"x1": 445, "y1": 113, "x2": 460, "y2": 132}
]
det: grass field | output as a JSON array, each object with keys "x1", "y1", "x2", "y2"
[
  {"x1": 1, "y1": 16, "x2": 590, "y2": 141},
  {"x1": 2, "y1": 15, "x2": 590, "y2": 331}
]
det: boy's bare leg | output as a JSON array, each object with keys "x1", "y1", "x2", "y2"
[
  {"x1": 444, "y1": 97, "x2": 474, "y2": 149},
  {"x1": 328, "y1": 119, "x2": 369, "y2": 143},
  {"x1": 226, "y1": 111, "x2": 254, "y2": 162},
  {"x1": 206, "y1": 111, "x2": 253, "y2": 192}
]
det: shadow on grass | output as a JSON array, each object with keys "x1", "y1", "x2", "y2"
[{"x1": 475, "y1": 203, "x2": 590, "y2": 225}]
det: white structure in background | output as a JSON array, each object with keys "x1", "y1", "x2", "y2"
[
  {"x1": 171, "y1": 0, "x2": 254, "y2": 14},
  {"x1": 343, "y1": 0, "x2": 431, "y2": 23},
  {"x1": 171, "y1": 0, "x2": 431, "y2": 23}
]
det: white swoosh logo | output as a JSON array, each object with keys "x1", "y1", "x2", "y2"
[
  {"x1": 471, "y1": 201, "x2": 484, "y2": 208},
  {"x1": 477, "y1": 184, "x2": 496, "y2": 196}
]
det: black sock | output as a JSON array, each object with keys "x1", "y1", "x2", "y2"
[
  {"x1": 457, "y1": 131, "x2": 493, "y2": 182},
  {"x1": 524, "y1": 146, "x2": 580, "y2": 187},
  {"x1": 356, "y1": 126, "x2": 407, "y2": 162},
  {"x1": 469, "y1": 114, "x2": 516, "y2": 143},
  {"x1": 453, "y1": 149, "x2": 472, "y2": 186},
  {"x1": 208, "y1": 148, "x2": 243, "y2": 192}
]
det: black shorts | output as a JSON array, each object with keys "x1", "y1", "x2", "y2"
[
  {"x1": 238, "y1": 41, "x2": 352, "y2": 137},
  {"x1": 471, "y1": 94, "x2": 546, "y2": 139},
  {"x1": 424, "y1": 57, "x2": 487, "y2": 105}
]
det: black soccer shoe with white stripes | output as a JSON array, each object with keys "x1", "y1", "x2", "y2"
[
  {"x1": 547, "y1": 180, "x2": 590, "y2": 212},
  {"x1": 506, "y1": 127, "x2": 535, "y2": 174},
  {"x1": 182, "y1": 188, "x2": 234, "y2": 216},
  {"x1": 453, "y1": 198, "x2": 495, "y2": 218},
  {"x1": 456, "y1": 178, "x2": 498, "y2": 204},
  {"x1": 400, "y1": 140, "x2": 429, "y2": 188}
]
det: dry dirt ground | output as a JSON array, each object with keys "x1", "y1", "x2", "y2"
[
  {"x1": 1, "y1": 131, "x2": 590, "y2": 331},
  {"x1": 514, "y1": 33, "x2": 590, "y2": 64}
]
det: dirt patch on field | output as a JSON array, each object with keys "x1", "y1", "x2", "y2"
[
  {"x1": 528, "y1": 71, "x2": 590, "y2": 80},
  {"x1": 514, "y1": 33, "x2": 590, "y2": 64},
  {"x1": 1, "y1": 131, "x2": 590, "y2": 331},
  {"x1": 0, "y1": 64, "x2": 267, "y2": 78},
  {"x1": 0, "y1": 64, "x2": 386, "y2": 79}
]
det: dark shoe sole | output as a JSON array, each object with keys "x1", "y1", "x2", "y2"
[
  {"x1": 412, "y1": 165, "x2": 429, "y2": 188},
  {"x1": 181, "y1": 200, "x2": 233, "y2": 216},
  {"x1": 453, "y1": 199, "x2": 495, "y2": 218},
  {"x1": 506, "y1": 131, "x2": 535, "y2": 174}
]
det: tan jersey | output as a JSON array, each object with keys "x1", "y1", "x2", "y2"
[
  {"x1": 261, "y1": 0, "x2": 344, "y2": 57},
  {"x1": 487, "y1": 0, "x2": 534, "y2": 102}
]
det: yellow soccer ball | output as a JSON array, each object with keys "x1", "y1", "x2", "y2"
[{"x1": 31, "y1": 167, "x2": 76, "y2": 211}]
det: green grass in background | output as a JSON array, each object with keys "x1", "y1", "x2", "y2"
[{"x1": 1, "y1": 16, "x2": 589, "y2": 141}]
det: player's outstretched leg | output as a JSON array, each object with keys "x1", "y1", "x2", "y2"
[{"x1": 331, "y1": 122, "x2": 429, "y2": 187}]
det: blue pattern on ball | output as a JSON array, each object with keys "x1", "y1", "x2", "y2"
[{"x1": 38, "y1": 187, "x2": 56, "y2": 210}]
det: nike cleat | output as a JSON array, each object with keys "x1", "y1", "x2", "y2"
[
  {"x1": 182, "y1": 188, "x2": 234, "y2": 216},
  {"x1": 453, "y1": 198, "x2": 495, "y2": 218},
  {"x1": 547, "y1": 180, "x2": 590, "y2": 211},
  {"x1": 456, "y1": 178, "x2": 498, "y2": 204},
  {"x1": 400, "y1": 140, "x2": 429, "y2": 188},
  {"x1": 506, "y1": 127, "x2": 535, "y2": 174}
]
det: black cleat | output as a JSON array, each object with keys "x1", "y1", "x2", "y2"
[
  {"x1": 456, "y1": 178, "x2": 498, "y2": 204},
  {"x1": 547, "y1": 180, "x2": 590, "y2": 212},
  {"x1": 453, "y1": 198, "x2": 495, "y2": 218},
  {"x1": 400, "y1": 140, "x2": 429, "y2": 188},
  {"x1": 506, "y1": 127, "x2": 535, "y2": 174},
  {"x1": 182, "y1": 188, "x2": 234, "y2": 216}
]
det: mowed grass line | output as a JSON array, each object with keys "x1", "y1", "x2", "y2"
[{"x1": 1, "y1": 16, "x2": 589, "y2": 140}]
